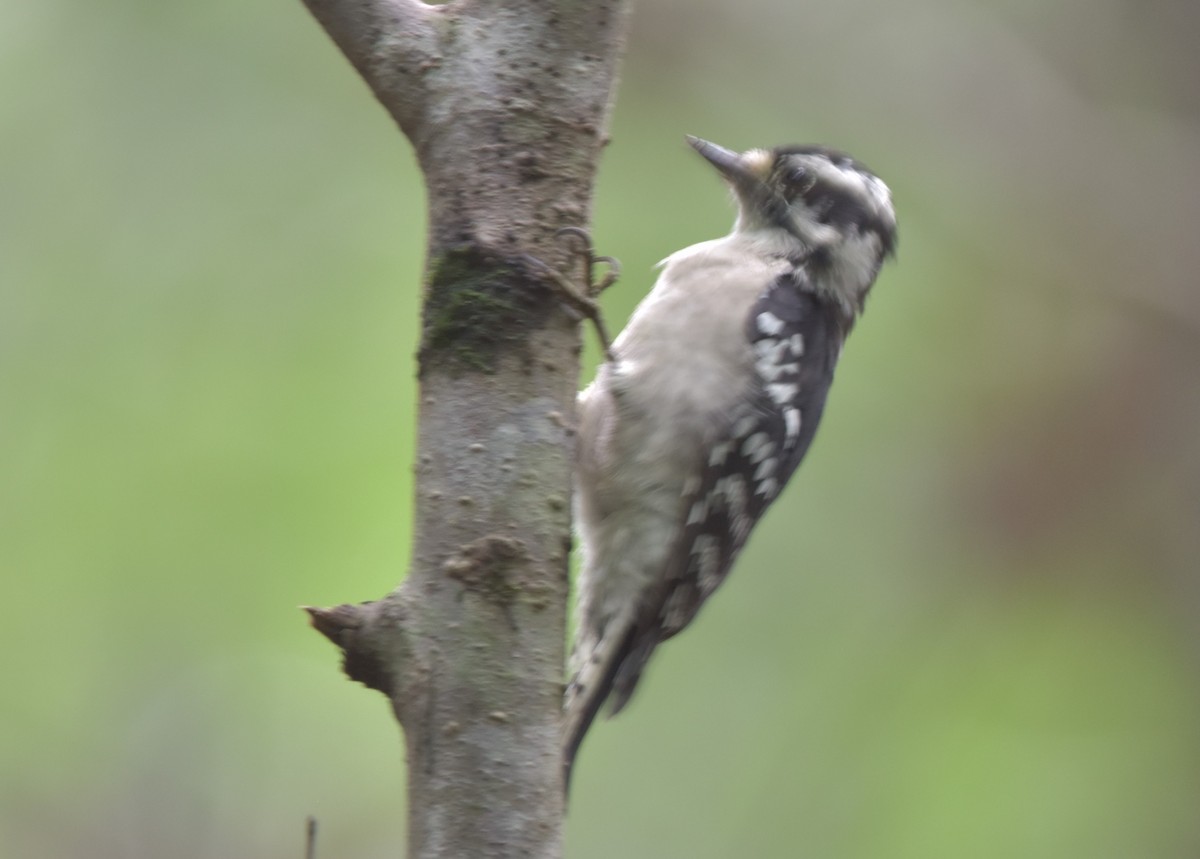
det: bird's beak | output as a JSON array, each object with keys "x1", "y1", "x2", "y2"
[{"x1": 686, "y1": 136, "x2": 765, "y2": 193}]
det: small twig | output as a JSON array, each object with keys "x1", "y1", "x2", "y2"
[{"x1": 305, "y1": 816, "x2": 318, "y2": 859}]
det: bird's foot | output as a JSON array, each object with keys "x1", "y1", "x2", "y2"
[{"x1": 524, "y1": 227, "x2": 620, "y2": 363}]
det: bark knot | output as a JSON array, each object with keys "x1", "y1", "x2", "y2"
[
  {"x1": 305, "y1": 602, "x2": 401, "y2": 697},
  {"x1": 443, "y1": 535, "x2": 528, "y2": 607}
]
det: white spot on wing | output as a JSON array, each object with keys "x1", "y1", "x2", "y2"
[
  {"x1": 768, "y1": 382, "x2": 799, "y2": 404},
  {"x1": 687, "y1": 498, "x2": 707, "y2": 525},
  {"x1": 756, "y1": 311, "x2": 785, "y2": 335},
  {"x1": 708, "y1": 441, "x2": 732, "y2": 466},
  {"x1": 692, "y1": 534, "x2": 721, "y2": 594},
  {"x1": 661, "y1": 587, "x2": 691, "y2": 629},
  {"x1": 784, "y1": 407, "x2": 801, "y2": 444},
  {"x1": 756, "y1": 477, "x2": 779, "y2": 498},
  {"x1": 723, "y1": 477, "x2": 751, "y2": 541},
  {"x1": 741, "y1": 431, "x2": 769, "y2": 459},
  {"x1": 732, "y1": 413, "x2": 759, "y2": 440},
  {"x1": 754, "y1": 457, "x2": 777, "y2": 482},
  {"x1": 756, "y1": 357, "x2": 799, "y2": 382},
  {"x1": 754, "y1": 339, "x2": 789, "y2": 364}
]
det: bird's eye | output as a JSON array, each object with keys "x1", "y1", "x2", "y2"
[{"x1": 784, "y1": 166, "x2": 814, "y2": 197}]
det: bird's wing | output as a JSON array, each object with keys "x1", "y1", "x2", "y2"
[{"x1": 606, "y1": 271, "x2": 848, "y2": 713}]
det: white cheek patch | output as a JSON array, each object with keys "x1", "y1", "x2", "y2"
[
  {"x1": 818, "y1": 158, "x2": 872, "y2": 197},
  {"x1": 788, "y1": 211, "x2": 840, "y2": 248},
  {"x1": 814, "y1": 157, "x2": 893, "y2": 221}
]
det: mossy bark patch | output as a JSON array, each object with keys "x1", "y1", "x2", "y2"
[{"x1": 419, "y1": 246, "x2": 551, "y2": 377}]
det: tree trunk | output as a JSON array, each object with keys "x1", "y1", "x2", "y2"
[{"x1": 300, "y1": 0, "x2": 631, "y2": 855}]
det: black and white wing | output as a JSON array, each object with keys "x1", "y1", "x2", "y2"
[{"x1": 606, "y1": 272, "x2": 852, "y2": 712}]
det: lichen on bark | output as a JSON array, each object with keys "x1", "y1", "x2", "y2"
[{"x1": 420, "y1": 246, "x2": 551, "y2": 376}]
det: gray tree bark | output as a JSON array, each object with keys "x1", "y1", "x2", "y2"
[{"x1": 300, "y1": 0, "x2": 631, "y2": 856}]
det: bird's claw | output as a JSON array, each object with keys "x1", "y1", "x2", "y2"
[
  {"x1": 555, "y1": 227, "x2": 622, "y2": 300},
  {"x1": 527, "y1": 228, "x2": 620, "y2": 363}
]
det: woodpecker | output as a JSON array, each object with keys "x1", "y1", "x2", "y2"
[{"x1": 564, "y1": 136, "x2": 897, "y2": 785}]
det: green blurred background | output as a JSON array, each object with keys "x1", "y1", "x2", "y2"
[{"x1": 3, "y1": 0, "x2": 1199, "y2": 856}]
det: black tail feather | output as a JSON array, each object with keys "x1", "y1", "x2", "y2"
[{"x1": 563, "y1": 621, "x2": 651, "y2": 796}]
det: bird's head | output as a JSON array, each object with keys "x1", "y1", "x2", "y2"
[{"x1": 688, "y1": 136, "x2": 897, "y2": 308}]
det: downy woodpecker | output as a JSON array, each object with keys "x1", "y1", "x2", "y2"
[{"x1": 564, "y1": 137, "x2": 898, "y2": 784}]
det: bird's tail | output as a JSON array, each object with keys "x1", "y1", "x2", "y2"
[{"x1": 562, "y1": 614, "x2": 646, "y2": 794}]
